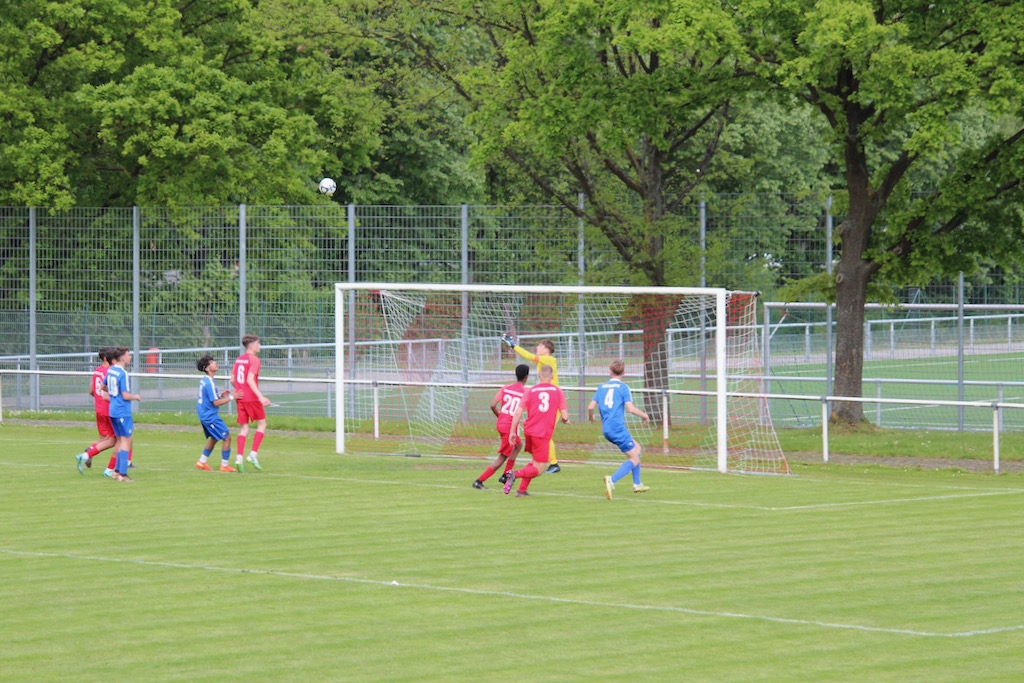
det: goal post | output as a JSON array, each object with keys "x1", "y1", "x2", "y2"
[{"x1": 334, "y1": 283, "x2": 786, "y2": 474}]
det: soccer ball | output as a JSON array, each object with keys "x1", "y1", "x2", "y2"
[{"x1": 318, "y1": 177, "x2": 337, "y2": 195}]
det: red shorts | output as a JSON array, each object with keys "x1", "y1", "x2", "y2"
[
  {"x1": 95, "y1": 414, "x2": 115, "y2": 438},
  {"x1": 497, "y1": 428, "x2": 515, "y2": 457},
  {"x1": 236, "y1": 400, "x2": 266, "y2": 425},
  {"x1": 524, "y1": 434, "x2": 551, "y2": 463}
]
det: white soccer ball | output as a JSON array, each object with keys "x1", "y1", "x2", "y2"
[{"x1": 318, "y1": 177, "x2": 337, "y2": 195}]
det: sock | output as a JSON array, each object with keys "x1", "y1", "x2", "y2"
[
  {"x1": 86, "y1": 444, "x2": 100, "y2": 458},
  {"x1": 632, "y1": 462, "x2": 642, "y2": 486},
  {"x1": 199, "y1": 449, "x2": 211, "y2": 464},
  {"x1": 611, "y1": 460, "x2": 633, "y2": 484},
  {"x1": 478, "y1": 466, "x2": 496, "y2": 482},
  {"x1": 116, "y1": 450, "x2": 129, "y2": 475},
  {"x1": 251, "y1": 431, "x2": 265, "y2": 455},
  {"x1": 518, "y1": 478, "x2": 532, "y2": 493},
  {"x1": 107, "y1": 455, "x2": 117, "y2": 470},
  {"x1": 221, "y1": 449, "x2": 231, "y2": 464},
  {"x1": 128, "y1": 449, "x2": 133, "y2": 465},
  {"x1": 237, "y1": 435, "x2": 247, "y2": 458}
]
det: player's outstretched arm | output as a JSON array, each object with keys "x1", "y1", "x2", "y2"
[
  {"x1": 587, "y1": 399, "x2": 598, "y2": 423},
  {"x1": 625, "y1": 401, "x2": 650, "y2": 425},
  {"x1": 508, "y1": 405, "x2": 525, "y2": 446},
  {"x1": 512, "y1": 344, "x2": 537, "y2": 362}
]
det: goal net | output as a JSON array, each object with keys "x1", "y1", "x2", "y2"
[{"x1": 334, "y1": 283, "x2": 787, "y2": 474}]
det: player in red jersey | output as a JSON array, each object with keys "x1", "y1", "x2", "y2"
[
  {"x1": 75, "y1": 348, "x2": 116, "y2": 474},
  {"x1": 473, "y1": 364, "x2": 530, "y2": 490},
  {"x1": 232, "y1": 333, "x2": 271, "y2": 472},
  {"x1": 504, "y1": 364, "x2": 569, "y2": 497}
]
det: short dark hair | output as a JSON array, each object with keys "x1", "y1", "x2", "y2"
[
  {"x1": 97, "y1": 347, "x2": 113, "y2": 363},
  {"x1": 196, "y1": 354, "x2": 215, "y2": 373},
  {"x1": 241, "y1": 333, "x2": 260, "y2": 348},
  {"x1": 109, "y1": 347, "x2": 130, "y2": 363},
  {"x1": 515, "y1": 364, "x2": 530, "y2": 382}
]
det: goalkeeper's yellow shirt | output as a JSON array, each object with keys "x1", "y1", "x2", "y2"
[{"x1": 513, "y1": 346, "x2": 559, "y2": 386}]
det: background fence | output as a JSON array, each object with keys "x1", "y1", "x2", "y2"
[{"x1": 2, "y1": 197, "x2": 1023, "y2": 430}]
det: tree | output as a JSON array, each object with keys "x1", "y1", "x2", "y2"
[
  {"x1": 0, "y1": 0, "x2": 380, "y2": 207},
  {"x1": 380, "y1": 0, "x2": 755, "y2": 422},
  {"x1": 750, "y1": 1, "x2": 1024, "y2": 423}
]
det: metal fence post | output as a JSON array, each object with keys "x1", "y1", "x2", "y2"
[
  {"x1": 29, "y1": 207, "x2": 38, "y2": 411},
  {"x1": 238, "y1": 204, "x2": 247, "y2": 341},
  {"x1": 577, "y1": 192, "x2": 586, "y2": 421},
  {"x1": 132, "y1": 206, "x2": 141, "y2": 413}
]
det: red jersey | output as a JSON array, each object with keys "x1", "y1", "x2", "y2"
[
  {"x1": 91, "y1": 364, "x2": 110, "y2": 416},
  {"x1": 521, "y1": 382, "x2": 567, "y2": 438},
  {"x1": 232, "y1": 352, "x2": 261, "y2": 401},
  {"x1": 494, "y1": 382, "x2": 526, "y2": 433}
]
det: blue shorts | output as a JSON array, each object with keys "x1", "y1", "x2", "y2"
[
  {"x1": 112, "y1": 415, "x2": 134, "y2": 438},
  {"x1": 201, "y1": 417, "x2": 230, "y2": 441},
  {"x1": 604, "y1": 429, "x2": 636, "y2": 454}
]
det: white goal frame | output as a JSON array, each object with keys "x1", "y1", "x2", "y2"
[{"x1": 334, "y1": 282, "x2": 730, "y2": 471}]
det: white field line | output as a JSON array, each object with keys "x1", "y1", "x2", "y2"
[{"x1": 1, "y1": 547, "x2": 1019, "y2": 639}]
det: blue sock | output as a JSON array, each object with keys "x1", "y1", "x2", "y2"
[
  {"x1": 221, "y1": 449, "x2": 231, "y2": 464},
  {"x1": 611, "y1": 460, "x2": 633, "y2": 484},
  {"x1": 632, "y1": 462, "x2": 642, "y2": 485},
  {"x1": 116, "y1": 450, "x2": 129, "y2": 475},
  {"x1": 202, "y1": 448, "x2": 212, "y2": 458}
]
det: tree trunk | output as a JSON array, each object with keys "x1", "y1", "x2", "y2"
[
  {"x1": 831, "y1": 254, "x2": 870, "y2": 423},
  {"x1": 637, "y1": 294, "x2": 677, "y2": 427}
]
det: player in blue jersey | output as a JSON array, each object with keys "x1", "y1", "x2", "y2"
[
  {"x1": 105, "y1": 347, "x2": 141, "y2": 482},
  {"x1": 194, "y1": 354, "x2": 240, "y2": 473},
  {"x1": 588, "y1": 360, "x2": 651, "y2": 499}
]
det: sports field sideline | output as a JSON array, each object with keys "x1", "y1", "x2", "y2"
[{"x1": 3, "y1": 422, "x2": 1024, "y2": 681}]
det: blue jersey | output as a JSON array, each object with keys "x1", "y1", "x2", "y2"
[
  {"x1": 106, "y1": 365, "x2": 133, "y2": 418},
  {"x1": 593, "y1": 378, "x2": 632, "y2": 437},
  {"x1": 196, "y1": 376, "x2": 223, "y2": 423}
]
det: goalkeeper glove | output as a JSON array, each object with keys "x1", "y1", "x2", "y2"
[{"x1": 501, "y1": 333, "x2": 517, "y2": 349}]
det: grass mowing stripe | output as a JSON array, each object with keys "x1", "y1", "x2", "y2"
[{"x1": 4, "y1": 547, "x2": 1020, "y2": 639}]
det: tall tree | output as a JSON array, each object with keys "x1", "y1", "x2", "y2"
[
  {"x1": 749, "y1": 1, "x2": 1024, "y2": 423},
  {"x1": 380, "y1": 0, "x2": 754, "y2": 422}
]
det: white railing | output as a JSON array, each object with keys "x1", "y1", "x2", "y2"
[{"x1": 2, "y1": 368, "x2": 1020, "y2": 473}]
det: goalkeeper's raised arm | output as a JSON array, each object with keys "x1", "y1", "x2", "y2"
[{"x1": 503, "y1": 336, "x2": 559, "y2": 387}]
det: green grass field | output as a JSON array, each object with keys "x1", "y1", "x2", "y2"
[{"x1": 4, "y1": 422, "x2": 1024, "y2": 681}]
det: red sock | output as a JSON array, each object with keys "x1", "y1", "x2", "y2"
[
  {"x1": 237, "y1": 435, "x2": 247, "y2": 456},
  {"x1": 128, "y1": 449, "x2": 133, "y2": 464},
  {"x1": 479, "y1": 466, "x2": 496, "y2": 482},
  {"x1": 252, "y1": 432, "x2": 264, "y2": 454},
  {"x1": 107, "y1": 455, "x2": 117, "y2": 470},
  {"x1": 86, "y1": 444, "x2": 100, "y2": 457},
  {"x1": 503, "y1": 461, "x2": 516, "y2": 474}
]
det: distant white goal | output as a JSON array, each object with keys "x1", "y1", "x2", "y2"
[{"x1": 334, "y1": 283, "x2": 787, "y2": 474}]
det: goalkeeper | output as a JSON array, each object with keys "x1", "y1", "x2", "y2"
[{"x1": 501, "y1": 333, "x2": 562, "y2": 473}]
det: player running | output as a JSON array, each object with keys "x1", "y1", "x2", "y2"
[
  {"x1": 503, "y1": 364, "x2": 569, "y2": 497},
  {"x1": 194, "y1": 354, "x2": 239, "y2": 473},
  {"x1": 501, "y1": 334, "x2": 563, "y2": 473},
  {"x1": 105, "y1": 347, "x2": 141, "y2": 482},
  {"x1": 232, "y1": 333, "x2": 271, "y2": 472},
  {"x1": 589, "y1": 360, "x2": 651, "y2": 499},
  {"x1": 473, "y1": 364, "x2": 530, "y2": 490},
  {"x1": 75, "y1": 347, "x2": 116, "y2": 474}
]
